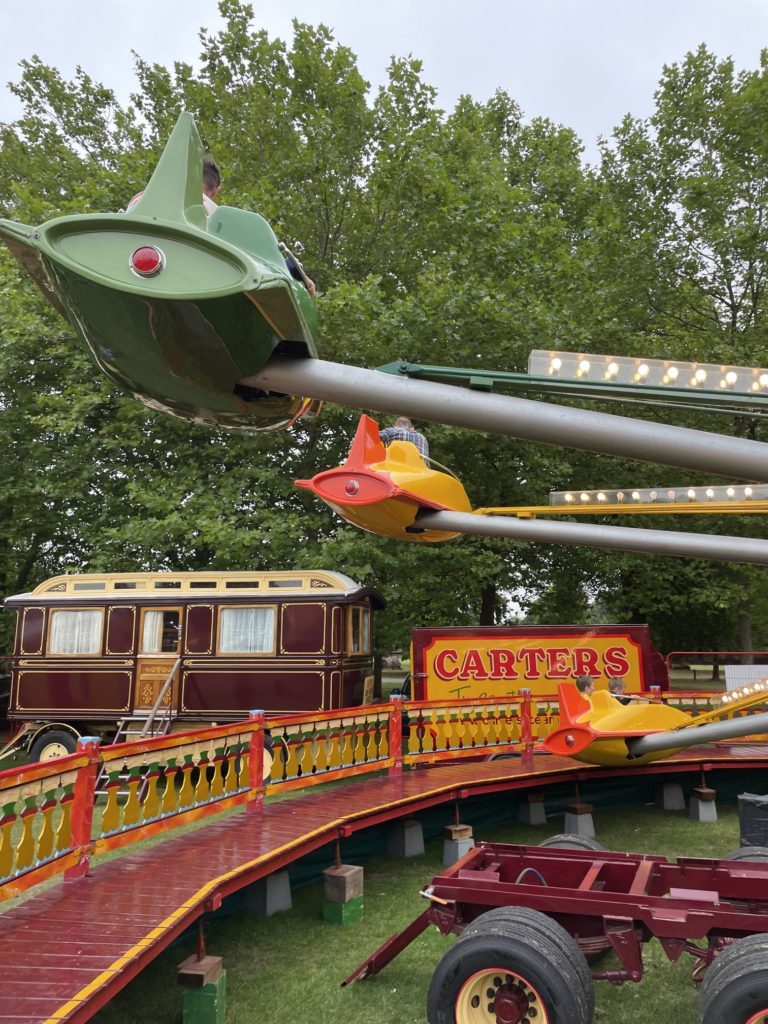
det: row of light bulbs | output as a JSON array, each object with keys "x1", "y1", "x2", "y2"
[
  {"x1": 550, "y1": 484, "x2": 766, "y2": 506},
  {"x1": 528, "y1": 350, "x2": 768, "y2": 393},
  {"x1": 721, "y1": 680, "x2": 768, "y2": 704}
]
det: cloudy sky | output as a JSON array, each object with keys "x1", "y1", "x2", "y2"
[{"x1": 1, "y1": 0, "x2": 768, "y2": 162}]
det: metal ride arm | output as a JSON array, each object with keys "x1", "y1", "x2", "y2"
[
  {"x1": 375, "y1": 360, "x2": 768, "y2": 417},
  {"x1": 413, "y1": 509, "x2": 768, "y2": 565},
  {"x1": 246, "y1": 357, "x2": 768, "y2": 481},
  {"x1": 473, "y1": 500, "x2": 768, "y2": 518},
  {"x1": 627, "y1": 710, "x2": 768, "y2": 758}
]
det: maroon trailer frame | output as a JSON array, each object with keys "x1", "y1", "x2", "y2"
[{"x1": 345, "y1": 841, "x2": 768, "y2": 987}]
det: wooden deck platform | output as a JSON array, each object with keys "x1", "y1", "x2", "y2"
[{"x1": 1, "y1": 747, "x2": 766, "y2": 1024}]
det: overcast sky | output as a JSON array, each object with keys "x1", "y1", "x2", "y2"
[{"x1": 1, "y1": 0, "x2": 768, "y2": 163}]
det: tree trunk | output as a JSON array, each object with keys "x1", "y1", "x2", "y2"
[
  {"x1": 739, "y1": 614, "x2": 754, "y2": 664},
  {"x1": 480, "y1": 585, "x2": 497, "y2": 626}
]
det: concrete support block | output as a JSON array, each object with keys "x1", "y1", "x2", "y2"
[
  {"x1": 689, "y1": 786, "x2": 718, "y2": 823},
  {"x1": 655, "y1": 783, "x2": 686, "y2": 812},
  {"x1": 323, "y1": 894, "x2": 364, "y2": 924},
  {"x1": 243, "y1": 870, "x2": 292, "y2": 916},
  {"x1": 564, "y1": 802, "x2": 595, "y2": 839},
  {"x1": 518, "y1": 794, "x2": 547, "y2": 826},
  {"x1": 442, "y1": 823, "x2": 474, "y2": 866},
  {"x1": 386, "y1": 818, "x2": 425, "y2": 858},
  {"x1": 180, "y1": 968, "x2": 226, "y2": 1024},
  {"x1": 443, "y1": 837, "x2": 475, "y2": 866}
]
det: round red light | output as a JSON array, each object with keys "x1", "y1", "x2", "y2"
[
  {"x1": 130, "y1": 245, "x2": 165, "y2": 277},
  {"x1": 344, "y1": 480, "x2": 360, "y2": 496}
]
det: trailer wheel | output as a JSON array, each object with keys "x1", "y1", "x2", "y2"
[
  {"x1": 723, "y1": 846, "x2": 768, "y2": 862},
  {"x1": 459, "y1": 906, "x2": 594, "y2": 1021},
  {"x1": 538, "y1": 834, "x2": 605, "y2": 852},
  {"x1": 30, "y1": 729, "x2": 78, "y2": 762},
  {"x1": 427, "y1": 907, "x2": 593, "y2": 1024},
  {"x1": 700, "y1": 934, "x2": 768, "y2": 1024}
]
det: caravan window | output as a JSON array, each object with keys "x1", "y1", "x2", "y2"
[
  {"x1": 347, "y1": 607, "x2": 371, "y2": 655},
  {"x1": 49, "y1": 609, "x2": 103, "y2": 655},
  {"x1": 219, "y1": 606, "x2": 276, "y2": 654},
  {"x1": 141, "y1": 609, "x2": 182, "y2": 654}
]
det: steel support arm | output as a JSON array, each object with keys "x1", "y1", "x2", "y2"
[
  {"x1": 413, "y1": 510, "x2": 768, "y2": 565},
  {"x1": 246, "y1": 358, "x2": 768, "y2": 481},
  {"x1": 628, "y1": 711, "x2": 768, "y2": 758}
]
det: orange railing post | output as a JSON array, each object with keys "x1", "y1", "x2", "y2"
[
  {"x1": 248, "y1": 711, "x2": 266, "y2": 812},
  {"x1": 520, "y1": 690, "x2": 534, "y2": 771},
  {"x1": 389, "y1": 697, "x2": 403, "y2": 776},
  {"x1": 64, "y1": 736, "x2": 100, "y2": 881}
]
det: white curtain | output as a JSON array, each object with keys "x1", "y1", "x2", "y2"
[
  {"x1": 220, "y1": 607, "x2": 275, "y2": 653},
  {"x1": 49, "y1": 610, "x2": 103, "y2": 654},
  {"x1": 141, "y1": 610, "x2": 164, "y2": 653}
]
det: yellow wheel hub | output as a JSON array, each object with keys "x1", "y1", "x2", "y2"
[{"x1": 455, "y1": 968, "x2": 547, "y2": 1024}]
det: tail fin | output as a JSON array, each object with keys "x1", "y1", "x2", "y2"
[
  {"x1": 129, "y1": 112, "x2": 207, "y2": 231},
  {"x1": 344, "y1": 415, "x2": 386, "y2": 470}
]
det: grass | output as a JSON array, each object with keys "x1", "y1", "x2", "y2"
[{"x1": 91, "y1": 802, "x2": 747, "y2": 1024}]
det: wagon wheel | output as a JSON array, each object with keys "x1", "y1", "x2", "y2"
[
  {"x1": 30, "y1": 729, "x2": 78, "y2": 762},
  {"x1": 699, "y1": 934, "x2": 768, "y2": 1024},
  {"x1": 427, "y1": 907, "x2": 593, "y2": 1024},
  {"x1": 538, "y1": 833, "x2": 605, "y2": 852}
]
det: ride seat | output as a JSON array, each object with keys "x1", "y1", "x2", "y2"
[{"x1": 207, "y1": 206, "x2": 285, "y2": 269}]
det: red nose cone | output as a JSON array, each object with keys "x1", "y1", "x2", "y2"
[{"x1": 130, "y1": 245, "x2": 165, "y2": 277}]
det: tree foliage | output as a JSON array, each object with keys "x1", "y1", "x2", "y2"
[{"x1": 1, "y1": 7, "x2": 767, "y2": 657}]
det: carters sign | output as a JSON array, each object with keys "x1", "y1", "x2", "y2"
[{"x1": 410, "y1": 625, "x2": 667, "y2": 701}]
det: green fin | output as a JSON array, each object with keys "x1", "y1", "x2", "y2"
[{"x1": 130, "y1": 112, "x2": 207, "y2": 230}]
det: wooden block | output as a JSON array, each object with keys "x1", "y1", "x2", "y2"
[
  {"x1": 566, "y1": 802, "x2": 593, "y2": 815},
  {"x1": 177, "y1": 955, "x2": 223, "y2": 988},
  {"x1": 444, "y1": 823, "x2": 473, "y2": 841},
  {"x1": 692, "y1": 787, "x2": 716, "y2": 803},
  {"x1": 323, "y1": 864, "x2": 364, "y2": 903}
]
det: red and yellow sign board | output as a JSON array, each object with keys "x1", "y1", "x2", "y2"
[{"x1": 412, "y1": 626, "x2": 661, "y2": 702}]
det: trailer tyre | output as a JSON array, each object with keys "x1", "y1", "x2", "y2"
[
  {"x1": 538, "y1": 834, "x2": 605, "y2": 852},
  {"x1": 723, "y1": 846, "x2": 768, "y2": 862},
  {"x1": 459, "y1": 906, "x2": 595, "y2": 1020},
  {"x1": 700, "y1": 934, "x2": 768, "y2": 1024},
  {"x1": 30, "y1": 729, "x2": 78, "y2": 762},
  {"x1": 427, "y1": 907, "x2": 593, "y2": 1024}
]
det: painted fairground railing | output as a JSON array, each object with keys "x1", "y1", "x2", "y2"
[
  {"x1": 0, "y1": 743, "x2": 97, "y2": 900},
  {"x1": 400, "y1": 693, "x2": 536, "y2": 766},
  {"x1": 267, "y1": 705, "x2": 396, "y2": 792},
  {"x1": 0, "y1": 697, "x2": 535, "y2": 900},
  {"x1": 92, "y1": 718, "x2": 264, "y2": 857}
]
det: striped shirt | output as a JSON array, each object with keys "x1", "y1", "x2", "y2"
[{"x1": 379, "y1": 427, "x2": 430, "y2": 460}]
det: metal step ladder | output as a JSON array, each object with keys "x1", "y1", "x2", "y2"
[{"x1": 95, "y1": 658, "x2": 179, "y2": 798}]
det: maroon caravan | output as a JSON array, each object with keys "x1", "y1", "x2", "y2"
[{"x1": 3, "y1": 570, "x2": 385, "y2": 761}]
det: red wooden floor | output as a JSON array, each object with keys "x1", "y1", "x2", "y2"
[{"x1": 0, "y1": 747, "x2": 765, "y2": 1024}]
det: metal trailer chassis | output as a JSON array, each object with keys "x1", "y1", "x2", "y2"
[{"x1": 345, "y1": 842, "x2": 768, "y2": 1024}]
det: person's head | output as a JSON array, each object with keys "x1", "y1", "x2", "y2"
[
  {"x1": 203, "y1": 154, "x2": 222, "y2": 200},
  {"x1": 575, "y1": 675, "x2": 594, "y2": 695},
  {"x1": 608, "y1": 676, "x2": 626, "y2": 695},
  {"x1": 393, "y1": 416, "x2": 414, "y2": 430}
]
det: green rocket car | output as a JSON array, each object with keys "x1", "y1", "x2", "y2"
[{"x1": 0, "y1": 113, "x2": 320, "y2": 430}]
